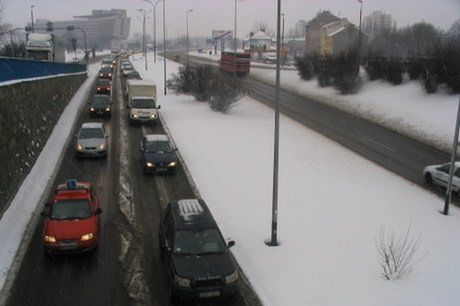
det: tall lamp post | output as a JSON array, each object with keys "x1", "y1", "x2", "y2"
[
  {"x1": 143, "y1": 0, "x2": 162, "y2": 63},
  {"x1": 163, "y1": 0, "x2": 167, "y2": 95},
  {"x1": 281, "y1": 13, "x2": 285, "y2": 67},
  {"x1": 186, "y1": 9, "x2": 193, "y2": 66},
  {"x1": 137, "y1": 9, "x2": 149, "y2": 71},
  {"x1": 30, "y1": 5, "x2": 35, "y2": 32},
  {"x1": 233, "y1": 0, "x2": 238, "y2": 79},
  {"x1": 266, "y1": 0, "x2": 282, "y2": 247},
  {"x1": 357, "y1": 0, "x2": 363, "y2": 67}
]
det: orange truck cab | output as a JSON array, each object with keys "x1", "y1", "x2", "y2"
[{"x1": 41, "y1": 179, "x2": 102, "y2": 254}]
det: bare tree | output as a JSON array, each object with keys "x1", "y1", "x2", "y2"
[{"x1": 375, "y1": 224, "x2": 427, "y2": 280}]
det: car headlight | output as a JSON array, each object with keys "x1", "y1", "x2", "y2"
[
  {"x1": 168, "y1": 161, "x2": 177, "y2": 167},
  {"x1": 97, "y1": 87, "x2": 101, "y2": 90},
  {"x1": 225, "y1": 271, "x2": 239, "y2": 283},
  {"x1": 90, "y1": 107, "x2": 95, "y2": 111},
  {"x1": 132, "y1": 114, "x2": 138, "y2": 118},
  {"x1": 100, "y1": 73, "x2": 103, "y2": 76},
  {"x1": 108, "y1": 74, "x2": 112, "y2": 77},
  {"x1": 105, "y1": 107, "x2": 110, "y2": 111},
  {"x1": 81, "y1": 233, "x2": 94, "y2": 241},
  {"x1": 174, "y1": 275, "x2": 191, "y2": 287},
  {"x1": 150, "y1": 114, "x2": 157, "y2": 118},
  {"x1": 99, "y1": 144, "x2": 106, "y2": 150},
  {"x1": 146, "y1": 162, "x2": 154, "y2": 167},
  {"x1": 76, "y1": 144, "x2": 83, "y2": 151},
  {"x1": 44, "y1": 235, "x2": 56, "y2": 243}
]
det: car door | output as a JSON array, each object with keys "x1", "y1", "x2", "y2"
[{"x1": 433, "y1": 164, "x2": 451, "y2": 187}]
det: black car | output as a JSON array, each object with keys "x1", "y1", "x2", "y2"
[
  {"x1": 139, "y1": 134, "x2": 177, "y2": 174},
  {"x1": 89, "y1": 95, "x2": 112, "y2": 117},
  {"x1": 99, "y1": 67, "x2": 112, "y2": 80},
  {"x1": 125, "y1": 70, "x2": 142, "y2": 80},
  {"x1": 159, "y1": 199, "x2": 239, "y2": 302}
]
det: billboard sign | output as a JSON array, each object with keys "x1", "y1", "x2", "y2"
[{"x1": 212, "y1": 30, "x2": 233, "y2": 41}]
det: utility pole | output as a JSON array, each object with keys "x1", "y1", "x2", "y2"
[
  {"x1": 443, "y1": 98, "x2": 460, "y2": 215},
  {"x1": 266, "y1": 0, "x2": 282, "y2": 247},
  {"x1": 281, "y1": 13, "x2": 285, "y2": 67},
  {"x1": 137, "y1": 9, "x2": 148, "y2": 71},
  {"x1": 30, "y1": 5, "x2": 35, "y2": 33},
  {"x1": 357, "y1": 0, "x2": 363, "y2": 70},
  {"x1": 233, "y1": 0, "x2": 238, "y2": 79},
  {"x1": 143, "y1": 0, "x2": 162, "y2": 63},
  {"x1": 163, "y1": 0, "x2": 167, "y2": 95},
  {"x1": 186, "y1": 9, "x2": 193, "y2": 66}
]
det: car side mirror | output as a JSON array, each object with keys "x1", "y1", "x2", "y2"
[
  {"x1": 139, "y1": 145, "x2": 144, "y2": 152},
  {"x1": 40, "y1": 211, "x2": 47, "y2": 217},
  {"x1": 227, "y1": 240, "x2": 235, "y2": 248},
  {"x1": 157, "y1": 105, "x2": 161, "y2": 109},
  {"x1": 161, "y1": 239, "x2": 171, "y2": 252},
  {"x1": 95, "y1": 207, "x2": 103, "y2": 214}
]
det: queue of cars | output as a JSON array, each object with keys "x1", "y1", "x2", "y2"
[{"x1": 40, "y1": 53, "x2": 239, "y2": 302}]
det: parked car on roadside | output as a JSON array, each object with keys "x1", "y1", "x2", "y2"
[
  {"x1": 140, "y1": 134, "x2": 177, "y2": 174},
  {"x1": 75, "y1": 122, "x2": 109, "y2": 158},
  {"x1": 159, "y1": 199, "x2": 239, "y2": 302},
  {"x1": 423, "y1": 162, "x2": 460, "y2": 193},
  {"x1": 40, "y1": 179, "x2": 102, "y2": 254},
  {"x1": 89, "y1": 95, "x2": 112, "y2": 118}
]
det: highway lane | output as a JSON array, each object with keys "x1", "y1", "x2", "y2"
[
  {"x1": 6, "y1": 58, "x2": 262, "y2": 306},
  {"x1": 6, "y1": 67, "x2": 130, "y2": 306}
]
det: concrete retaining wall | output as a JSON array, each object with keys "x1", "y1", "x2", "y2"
[{"x1": 0, "y1": 73, "x2": 87, "y2": 216}]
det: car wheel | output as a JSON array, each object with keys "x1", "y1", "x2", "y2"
[{"x1": 425, "y1": 173, "x2": 433, "y2": 185}]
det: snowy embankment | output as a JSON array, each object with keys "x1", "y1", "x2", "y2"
[
  {"x1": 132, "y1": 55, "x2": 460, "y2": 306},
  {"x1": 0, "y1": 64, "x2": 99, "y2": 301},
  {"x1": 250, "y1": 68, "x2": 459, "y2": 153}
]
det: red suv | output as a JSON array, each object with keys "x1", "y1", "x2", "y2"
[{"x1": 41, "y1": 179, "x2": 102, "y2": 254}]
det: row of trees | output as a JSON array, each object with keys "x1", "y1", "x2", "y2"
[
  {"x1": 167, "y1": 64, "x2": 245, "y2": 113},
  {"x1": 295, "y1": 21, "x2": 460, "y2": 95}
]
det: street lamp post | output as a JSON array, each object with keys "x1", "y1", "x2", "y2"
[
  {"x1": 186, "y1": 9, "x2": 193, "y2": 66},
  {"x1": 357, "y1": 0, "x2": 363, "y2": 67},
  {"x1": 233, "y1": 0, "x2": 237, "y2": 79},
  {"x1": 137, "y1": 9, "x2": 149, "y2": 71},
  {"x1": 163, "y1": 0, "x2": 167, "y2": 95},
  {"x1": 143, "y1": 0, "x2": 162, "y2": 63},
  {"x1": 281, "y1": 13, "x2": 285, "y2": 67},
  {"x1": 266, "y1": 0, "x2": 282, "y2": 247},
  {"x1": 30, "y1": 5, "x2": 35, "y2": 33}
]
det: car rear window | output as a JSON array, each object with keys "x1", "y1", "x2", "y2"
[{"x1": 50, "y1": 199, "x2": 91, "y2": 220}]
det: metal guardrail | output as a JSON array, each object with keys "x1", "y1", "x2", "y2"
[{"x1": 0, "y1": 57, "x2": 86, "y2": 83}]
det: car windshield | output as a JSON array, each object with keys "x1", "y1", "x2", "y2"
[
  {"x1": 102, "y1": 60, "x2": 112, "y2": 64},
  {"x1": 145, "y1": 140, "x2": 171, "y2": 152},
  {"x1": 100, "y1": 68, "x2": 111, "y2": 73},
  {"x1": 173, "y1": 229, "x2": 226, "y2": 255},
  {"x1": 132, "y1": 99, "x2": 155, "y2": 108},
  {"x1": 50, "y1": 199, "x2": 91, "y2": 220},
  {"x1": 92, "y1": 97, "x2": 109, "y2": 107},
  {"x1": 97, "y1": 80, "x2": 110, "y2": 86},
  {"x1": 80, "y1": 128, "x2": 104, "y2": 139}
]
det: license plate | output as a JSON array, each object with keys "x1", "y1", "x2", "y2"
[
  {"x1": 199, "y1": 291, "x2": 220, "y2": 298},
  {"x1": 60, "y1": 243, "x2": 78, "y2": 250}
]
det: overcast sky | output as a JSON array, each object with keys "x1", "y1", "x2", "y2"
[{"x1": 2, "y1": 0, "x2": 460, "y2": 39}]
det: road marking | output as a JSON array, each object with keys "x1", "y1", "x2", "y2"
[{"x1": 363, "y1": 136, "x2": 396, "y2": 152}]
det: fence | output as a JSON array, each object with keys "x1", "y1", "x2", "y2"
[{"x1": 0, "y1": 57, "x2": 86, "y2": 83}]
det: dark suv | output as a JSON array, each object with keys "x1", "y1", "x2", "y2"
[{"x1": 159, "y1": 199, "x2": 239, "y2": 302}]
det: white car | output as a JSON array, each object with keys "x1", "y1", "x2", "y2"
[{"x1": 423, "y1": 162, "x2": 460, "y2": 193}]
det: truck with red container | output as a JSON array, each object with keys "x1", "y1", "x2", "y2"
[{"x1": 219, "y1": 52, "x2": 251, "y2": 76}]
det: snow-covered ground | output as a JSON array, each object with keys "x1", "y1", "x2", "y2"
[
  {"x1": 132, "y1": 55, "x2": 460, "y2": 306},
  {"x1": 0, "y1": 63, "x2": 99, "y2": 301},
  {"x1": 65, "y1": 49, "x2": 112, "y2": 63},
  {"x1": 250, "y1": 68, "x2": 459, "y2": 153}
]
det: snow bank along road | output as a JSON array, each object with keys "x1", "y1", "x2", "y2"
[
  {"x1": 170, "y1": 52, "x2": 451, "y2": 195},
  {"x1": 4, "y1": 60, "x2": 260, "y2": 305}
]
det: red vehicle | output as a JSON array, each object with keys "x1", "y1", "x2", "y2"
[
  {"x1": 96, "y1": 79, "x2": 111, "y2": 95},
  {"x1": 41, "y1": 179, "x2": 102, "y2": 254},
  {"x1": 219, "y1": 52, "x2": 251, "y2": 76}
]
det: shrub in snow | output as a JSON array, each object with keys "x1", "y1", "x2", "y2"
[
  {"x1": 406, "y1": 56, "x2": 424, "y2": 80},
  {"x1": 208, "y1": 74, "x2": 245, "y2": 113},
  {"x1": 384, "y1": 58, "x2": 404, "y2": 85},
  {"x1": 331, "y1": 49, "x2": 361, "y2": 95},
  {"x1": 365, "y1": 54, "x2": 387, "y2": 81},
  {"x1": 421, "y1": 65, "x2": 439, "y2": 94},
  {"x1": 375, "y1": 225, "x2": 426, "y2": 280},
  {"x1": 317, "y1": 57, "x2": 334, "y2": 87},
  {"x1": 294, "y1": 54, "x2": 316, "y2": 81},
  {"x1": 167, "y1": 65, "x2": 195, "y2": 95},
  {"x1": 190, "y1": 65, "x2": 215, "y2": 102}
]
